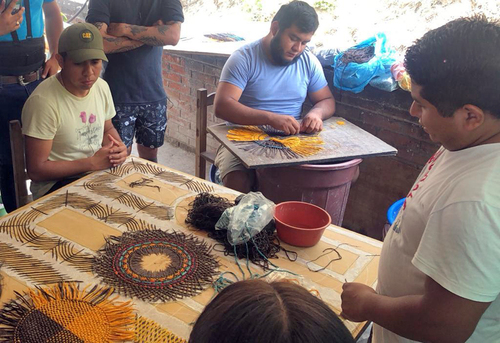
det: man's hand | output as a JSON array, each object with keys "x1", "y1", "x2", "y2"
[
  {"x1": 42, "y1": 54, "x2": 59, "y2": 78},
  {"x1": 341, "y1": 282, "x2": 377, "y2": 322},
  {"x1": 300, "y1": 111, "x2": 323, "y2": 133},
  {"x1": 268, "y1": 113, "x2": 300, "y2": 135},
  {"x1": 90, "y1": 141, "x2": 114, "y2": 171},
  {"x1": 0, "y1": 0, "x2": 24, "y2": 35},
  {"x1": 107, "y1": 134, "x2": 127, "y2": 167},
  {"x1": 107, "y1": 22, "x2": 128, "y2": 37},
  {"x1": 92, "y1": 21, "x2": 143, "y2": 54}
]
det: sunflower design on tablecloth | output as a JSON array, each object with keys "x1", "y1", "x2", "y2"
[
  {"x1": 93, "y1": 230, "x2": 218, "y2": 302},
  {"x1": 227, "y1": 125, "x2": 324, "y2": 159},
  {"x1": 0, "y1": 283, "x2": 135, "y2": 343}
]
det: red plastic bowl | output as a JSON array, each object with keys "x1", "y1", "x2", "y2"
[{"x1": 274, "y1": 201, "x2": 331, "y2": 247}]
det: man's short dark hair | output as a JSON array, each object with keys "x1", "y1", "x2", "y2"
[
  {"x1": 405, "y1": 15, "x2": 500, "y2": 118},
  {"x1": 272, "y1": 1, "x2": 319, "y2": 33}
]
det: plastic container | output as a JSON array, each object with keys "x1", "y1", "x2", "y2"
[
  {"x1": 256, "y1": 159, "x2": 362, "y2": 226},
  {"x1": 386, "y1": 197, "x2": 405, "y2": 225},
  {"x1": 274, "y1": 201, "x2": 331, "y2": 247},
  {"x1": 209, "y1": 164, "x2": 222, "y2": 185}
]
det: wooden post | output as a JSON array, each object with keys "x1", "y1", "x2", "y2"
[
  {"x1": 195, "y1": 89, "x2": 208, "y2": 179},
  {"x1": 9, "y1": 120, "x2": 31, "y2": 208}
]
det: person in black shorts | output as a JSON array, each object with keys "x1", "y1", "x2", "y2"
[{"x1": 86, "y1": 0, "x2": 184, "y2": 162}]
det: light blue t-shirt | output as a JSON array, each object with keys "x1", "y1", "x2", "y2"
[
  {"x1": 219, "y1": 39, "x2": 328, "y2": 119},
  {"x1": 0, "y1": 0, "x2": 54, "y2": 42}
]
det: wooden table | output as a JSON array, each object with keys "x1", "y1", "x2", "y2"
[
  {"x1": 0, "y1": 157, "x2": 381, "y2": 340},
  {"x1": 208, "y1": 116, "x2": 397, "y2": 168}
]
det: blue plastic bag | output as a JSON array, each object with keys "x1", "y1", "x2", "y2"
[{"x1": 333, "y1": 33, "x2": 396, "y2": 93}]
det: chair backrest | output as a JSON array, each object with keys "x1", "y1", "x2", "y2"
[
  {"x1": 9, "y1": 120, "x2": 32, "y2": 208},
  {"x1": 195, "y1": 88, "x2": 216, "y2": 179}
]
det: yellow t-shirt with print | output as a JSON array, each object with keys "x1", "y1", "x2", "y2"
[{"x1": 21, "y1": 75, "x2": 115, "y2": 199}]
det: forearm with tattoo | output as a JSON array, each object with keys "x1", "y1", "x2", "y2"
[
  {"x1": 119, "y1": 22, "x2": 180, "y2": 46},
  {"x1": 93, "y1": 22, "x2": 104, "y2": 30},
  {"x1": 92, "y1": 22, "x2": 143, "y2": 54},
  {"x1": 127, "y1": 24, "x2": 148, "y2": 36},
  {"x1": 136, "y1": 35, "x2": 166, "y2": 46}
]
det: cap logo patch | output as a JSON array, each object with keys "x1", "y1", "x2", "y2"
[{"x1": 80, "y1": 29, "x2": 94, "y2": 42}]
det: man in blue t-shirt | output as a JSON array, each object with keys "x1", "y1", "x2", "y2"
[
  {"x1": 214, "y1": 0, "x2": 336, "y2": 193},
  {"x1": 86, "y1": 0, "x2": 184, "y2": 163},
  {"x1": 0, "y1": 0, "x2": 63, "y2": 212}
]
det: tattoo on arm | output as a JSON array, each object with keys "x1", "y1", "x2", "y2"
[
  {"x1": 157, "y1": 25, "x2": 169, "y2": 35},
  {"x1": 104, "y1": 36, "x2": 124, "y2": 45},
  {"x1": 93, "y1": 22, "x2": 104, "y2": 30},
  {"x1": 127, "y1": 25, "x2": 148, "y2": 36},
  {"x1": 139, "y1": 36, "x2": 165, "y2": 46},
  {"x1": 103, "y1": 36, "x2": 142, "y2": 53},
  {"x1": 92, "y1": 22, "x2": 142, "y2": 53}
]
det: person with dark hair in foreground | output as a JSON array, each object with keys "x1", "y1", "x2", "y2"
[
  {"x1": 341, "y1": 15, "x2": 500, "y2": 343},
  {"x1": 189, "y1": 279, "x2": 355, "y2": 343},
  {"x1": 213, "y1": 0, "x2": 336, "y2": 193}
]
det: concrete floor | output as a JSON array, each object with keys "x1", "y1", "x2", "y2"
[{"x1": 131, "y1": 141, "x2": 197, "y2": 176}]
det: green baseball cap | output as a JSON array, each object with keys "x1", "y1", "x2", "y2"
[{"x1": 58, "y1": 23, "x2": 108, "y2": 63}]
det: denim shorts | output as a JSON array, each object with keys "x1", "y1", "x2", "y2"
[{"x1": 113, "y1": 100, "x2": 167, "y2": 148}]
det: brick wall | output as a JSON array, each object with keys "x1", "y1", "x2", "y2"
[
  {"x1": 162, "y1": 51, "x2": 439, "y2": 239},
  {"x1": 162, "y1": 52, "x2": 228, "y2": 153}
]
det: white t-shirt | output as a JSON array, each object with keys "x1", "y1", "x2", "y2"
[
  {"x1": 22, "y1": 75, "x2": 115, "y2": 198},
  {"x1": 375, "y1": 144, "x2": 500, "y2": 343}
]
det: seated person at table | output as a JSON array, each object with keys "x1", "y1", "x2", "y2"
[
  {"x1": 214, "y1": 0, "x2": 335, "y2": 193},
  {"x1": 189, "y1": 279, "x2": 355, "y2": 343},
  {"x1": 341, "y1": 16, "x2": 500, "y2": 343},
  {"x1": 22, "y1": 23, "x2": 126, "y2": 200}
]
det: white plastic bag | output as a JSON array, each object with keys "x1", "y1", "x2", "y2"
[{"x1": 215, "y1": 192, "x2": 275, "y2": 245}]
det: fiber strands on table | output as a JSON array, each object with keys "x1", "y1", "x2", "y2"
[
  {"x1": 93, "y1": 230, "x2": 219, "y2": 302},
  {"x1": 227, "y1": 126, "x2": 324, "y2": 159},
  {"x1": 185, "y1": 193, "x2": 295, "y2": 270},
  {"x1": 0, "y1": 283, "x2": 135, "y2": 343}
]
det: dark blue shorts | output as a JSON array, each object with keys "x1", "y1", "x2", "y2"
[{"x1": 113, "y1": 100, "x2": 167, "y2": 149}]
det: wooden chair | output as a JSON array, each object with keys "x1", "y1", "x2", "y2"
[
  {"x1": 9, "y1": 120, "x2": 32, "y2": 208},
  {"x1": 195, "y1": 88, "x2": 216, "y2": 180}
]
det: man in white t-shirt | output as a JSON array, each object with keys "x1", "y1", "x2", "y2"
[
  {"x1": 214, "y1": 1, "x2": 335, "y2": 193},
  {"x1": 22, "y1": 23, "x2": 127, "y2": 200},
  {"x1": 341, "y1": 16, "x2": 500, "y2": 342}
]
